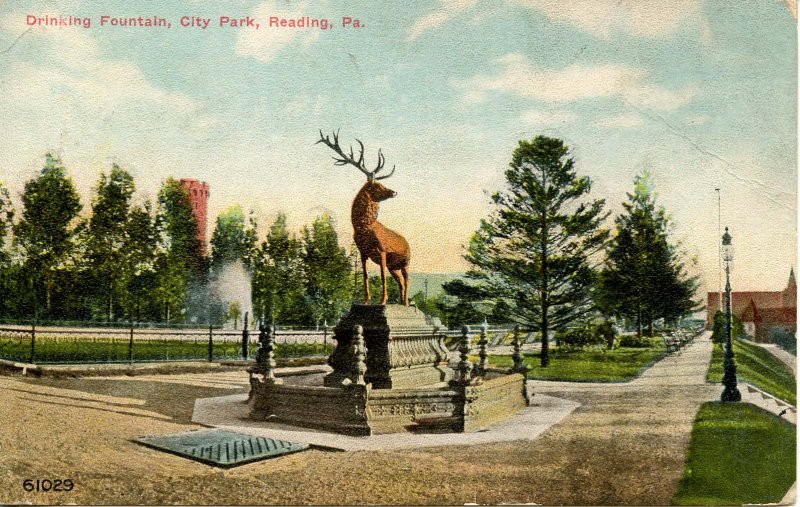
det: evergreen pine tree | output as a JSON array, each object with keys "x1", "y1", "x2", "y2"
[
  {"x1": 598, "y1": 170, "x2": 699, "y2": 335},
  {"x1": 447, "y1": 136, "x2": 609, "y2": 366}
]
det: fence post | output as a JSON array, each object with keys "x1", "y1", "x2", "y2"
[
  {"x1": 457, "y1": 325, "x2": 472, "y2": 384},
  {"x1": 208, "y1": 325, "x2": 213, "y2": 362},
  {"x1": 128, "y1": 324, "x2": 134, "y2": 363},
  {"x1": 477, "y1": 321, "x2": 488, "y2": 376},
  {"x1": 29, "y1": 322, "x2": 36, "y2": 364},
  {"x1": 242, "y1": 312, "x2": 249, "y2": 359},
  {"x1": 323, "y1": 320, "x2": 328, "y2": 346},
  {"x1": 511, "y1": 324, "x2": 527, "y2": 373}
]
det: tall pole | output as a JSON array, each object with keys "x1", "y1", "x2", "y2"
[
  {"x1": 715, "y1": 188, "x2": 722, "y2": 313},
  {"x1": 721, "y1": 228, "x2": 741, "y2": 402}
]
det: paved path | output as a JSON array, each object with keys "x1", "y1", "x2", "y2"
[
  {"x1": 520, "y1": 332, "x2": 719, "y2": 505},
  {"x1": 0, "y1": 332, "x2": 724, "y2": 505},
  {"x1": 191, "y1": 333, "x2": 719, "y2": 504}
]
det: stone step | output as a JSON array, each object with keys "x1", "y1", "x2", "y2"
[{"x1": 739, "y1": 382, "x2": 796, "y2": 424}]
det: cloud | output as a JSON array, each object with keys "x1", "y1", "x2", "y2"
[
  {"x1": 406, "y1": 0, "x2": 477, "y2": 41},
  {"x1": 509, "y1": 0, "x2": 712, "y2": 40},
  {"x1": 283, "y1": 93, "x2": 329, "y2": 117},
  {"x1": 594, "y1": 113, "x2": 644, "y2": 128},
  {"x1": 0, "y1": 13, "x2": 216, "y2": 203},
  {"x1": 235, "y1": 0, "x2": 319, "y2": 62},
  {"x1": 454, "y1": 53, "x2": 697, "y2": 111},
  {"x1": 520, "y1": 109, "x2": 576, "y2": 125}
]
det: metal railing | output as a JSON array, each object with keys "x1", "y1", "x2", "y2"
[{"x1": 0, "y1": 323, "x2": 334, "y2": 365}]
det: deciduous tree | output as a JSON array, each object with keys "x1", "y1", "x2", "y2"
[
  {"x1": 153, "y1": 178, "x2": 204, "y2": 323},
  {"x1": 251, "y1": 213, "x2": 310, "y2": 324},
  {"x1": 85, "y1": 164, "x2": 135, "y2": 321},
  {"x1": 210, "y1": 204, "x2": 257, "y2": 271},
  {"x1": 302, "y1": 213, "x2": 352, "y2": 325},
  {"x1": 0, "y1": 181, "x2": 16, "y2": 317},
  {"x1": 14, "y1": 155, "x2": 82, "y2": 316}
]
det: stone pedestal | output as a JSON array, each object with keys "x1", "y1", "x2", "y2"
[{"x1": 324, "y1": 304, "x2": 452, "y2": 389}]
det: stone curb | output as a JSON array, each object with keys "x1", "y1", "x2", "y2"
[{"x1": 191, "y1": 389, "x2": 579, "y2": 451}]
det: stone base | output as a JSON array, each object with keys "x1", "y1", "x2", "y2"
[
  {"x1": 324, "y1": 363, "x2": 452, "y2": 390},
  {"x1": 325, "y1": 304, "x2": 451, "y2": 389},
  {"x1": 460, "y1": 372, "x2": 530, "y2": 432},
  {"x1": 251, "y1": 383, "x2": 372, "y2": 436},
  {"x1": 250, "y1": 372, "x2": 530, "y2": 435}
]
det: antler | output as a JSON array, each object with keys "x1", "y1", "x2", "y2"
[{"x1": 317, "y1": 129, "x2": 396, "y2": 181}]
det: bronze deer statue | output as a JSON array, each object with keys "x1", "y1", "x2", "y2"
[{"x1": 317, "y1": 130, "x2": 411, "y2": 306}]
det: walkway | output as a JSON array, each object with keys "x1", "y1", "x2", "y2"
[
  {"x1": 0, "y1": 332, "x2": 725, "y2": 505},
  {"x1": 520, "y1": 332, "x2": 719, "y2": 505}
]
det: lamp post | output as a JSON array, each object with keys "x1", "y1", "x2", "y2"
[{"x1": 720, "y1": 227, "x2": 741, "y2": 402}]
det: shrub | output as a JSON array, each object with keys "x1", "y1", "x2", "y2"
[
  {"x1": 560, "y1": 325, "x2": 605, "y2": 351},
  {"x1": 770, "y1": 327, "x2": 796, "y2": 355},
  {"x1": 618, "y1": 334, "x2": 658, "y2": 348},
  {"x1": 592, "y1": 320, "x2": 617, "y2": 349},
  {"x1": 711, "y1": 310, "x2": 747, "y2": 345}
]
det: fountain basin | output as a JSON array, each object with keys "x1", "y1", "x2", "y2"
[{"x1": 250, "y1": 370, "x2": 529, "y2": 436}]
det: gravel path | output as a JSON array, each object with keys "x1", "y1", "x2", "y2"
[{"x1": 0, "y1": 334, "x2": 716, "y2": 505}]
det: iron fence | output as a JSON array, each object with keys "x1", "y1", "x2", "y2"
[{"x1": 0, "y1": 324, "x2": 334, "y2": 365}]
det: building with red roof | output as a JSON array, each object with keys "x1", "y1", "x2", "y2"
[{"x1": 707, "y1": 269, "x2": 796, "y2": 343}]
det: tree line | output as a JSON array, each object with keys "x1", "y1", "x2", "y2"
[
  {"x1": 0, "y1": 138, "x2": 699, "y2": 341},
  {"x1": 0, "y1": 154, "x2": 354, "y2": 326},
  {"x1": 440, "y1": 136, "x2": 699, "y2": 366}
]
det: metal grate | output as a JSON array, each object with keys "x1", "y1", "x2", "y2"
[{"x1": 134, "y1": 429, "x2": 309, "y2": 468}]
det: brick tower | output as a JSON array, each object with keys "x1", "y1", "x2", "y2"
[{"x1": 179, "y1": 178, "x2": 210, "y2": 256}]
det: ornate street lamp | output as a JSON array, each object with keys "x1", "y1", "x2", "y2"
[{"x1": 720, "y1": 227, "x2": 741, "y2": 402}]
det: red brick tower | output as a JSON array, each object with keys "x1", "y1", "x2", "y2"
[{"x1": 179, "y1": 178, "x2": 210, "y2": 256}]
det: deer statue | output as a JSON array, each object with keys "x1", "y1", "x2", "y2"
[{"x1": 317, "y1": 130, "x2": 411, "y2": 306}]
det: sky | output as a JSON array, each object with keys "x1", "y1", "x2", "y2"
[{"x1": 0, "y1": 0, "x2": 796, "y2": 298}]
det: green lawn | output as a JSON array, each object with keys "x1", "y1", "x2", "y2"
[
  {"x1": 672, "y1": 402, "x2": 796, "y2": 505},
  {"x1": 488, "y1": 344, "x2": 667, "y2": 382},
  {"x1": 0, "y1": 336, "x2": 332, "y2": 364},
  {"x1": 707, "y1": 340, "x2": 796, "y2": 405}
]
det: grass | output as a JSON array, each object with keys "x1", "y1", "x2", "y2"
[
  {"x1": 707, "y1": 339, "x2": 796, "y2": 405},
  {"x1": 488, "y1": 343, "x2": 667, "y2": 382},
  {"x1": 0, "y1": 336, "x2": 333, "y2": 364},
  {"x1": 672, "y1": 402, "x2": 796, "y2": 505}
]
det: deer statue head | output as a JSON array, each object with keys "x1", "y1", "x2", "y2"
[
  {"x1": 317, "y1": 129, "x2": 411, "y2": 306},
  {"x1": 363, "y1": 180, "x2": 397, "y2": 202}
]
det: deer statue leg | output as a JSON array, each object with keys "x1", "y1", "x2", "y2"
[
  {"x1": 379, "y1": 252, "x2": 388, "y2": 305},
  {"x1": 390, "y1": 269, "x2": 405, "y2": 306},
  {"x1": 401, "y1": 265, "x2": 410, "y2": 306},
  {"x1": 361, "y1": 253, "x2": 370, "y2": 304}
]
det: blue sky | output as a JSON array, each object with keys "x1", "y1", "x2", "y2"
[{"x1": 0, "y1": 0, "x2": 796, "y2": 295}]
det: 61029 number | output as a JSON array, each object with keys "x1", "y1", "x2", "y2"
[{"x1": 22, "y1": 479, "x2": 74, "y2": 492}]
